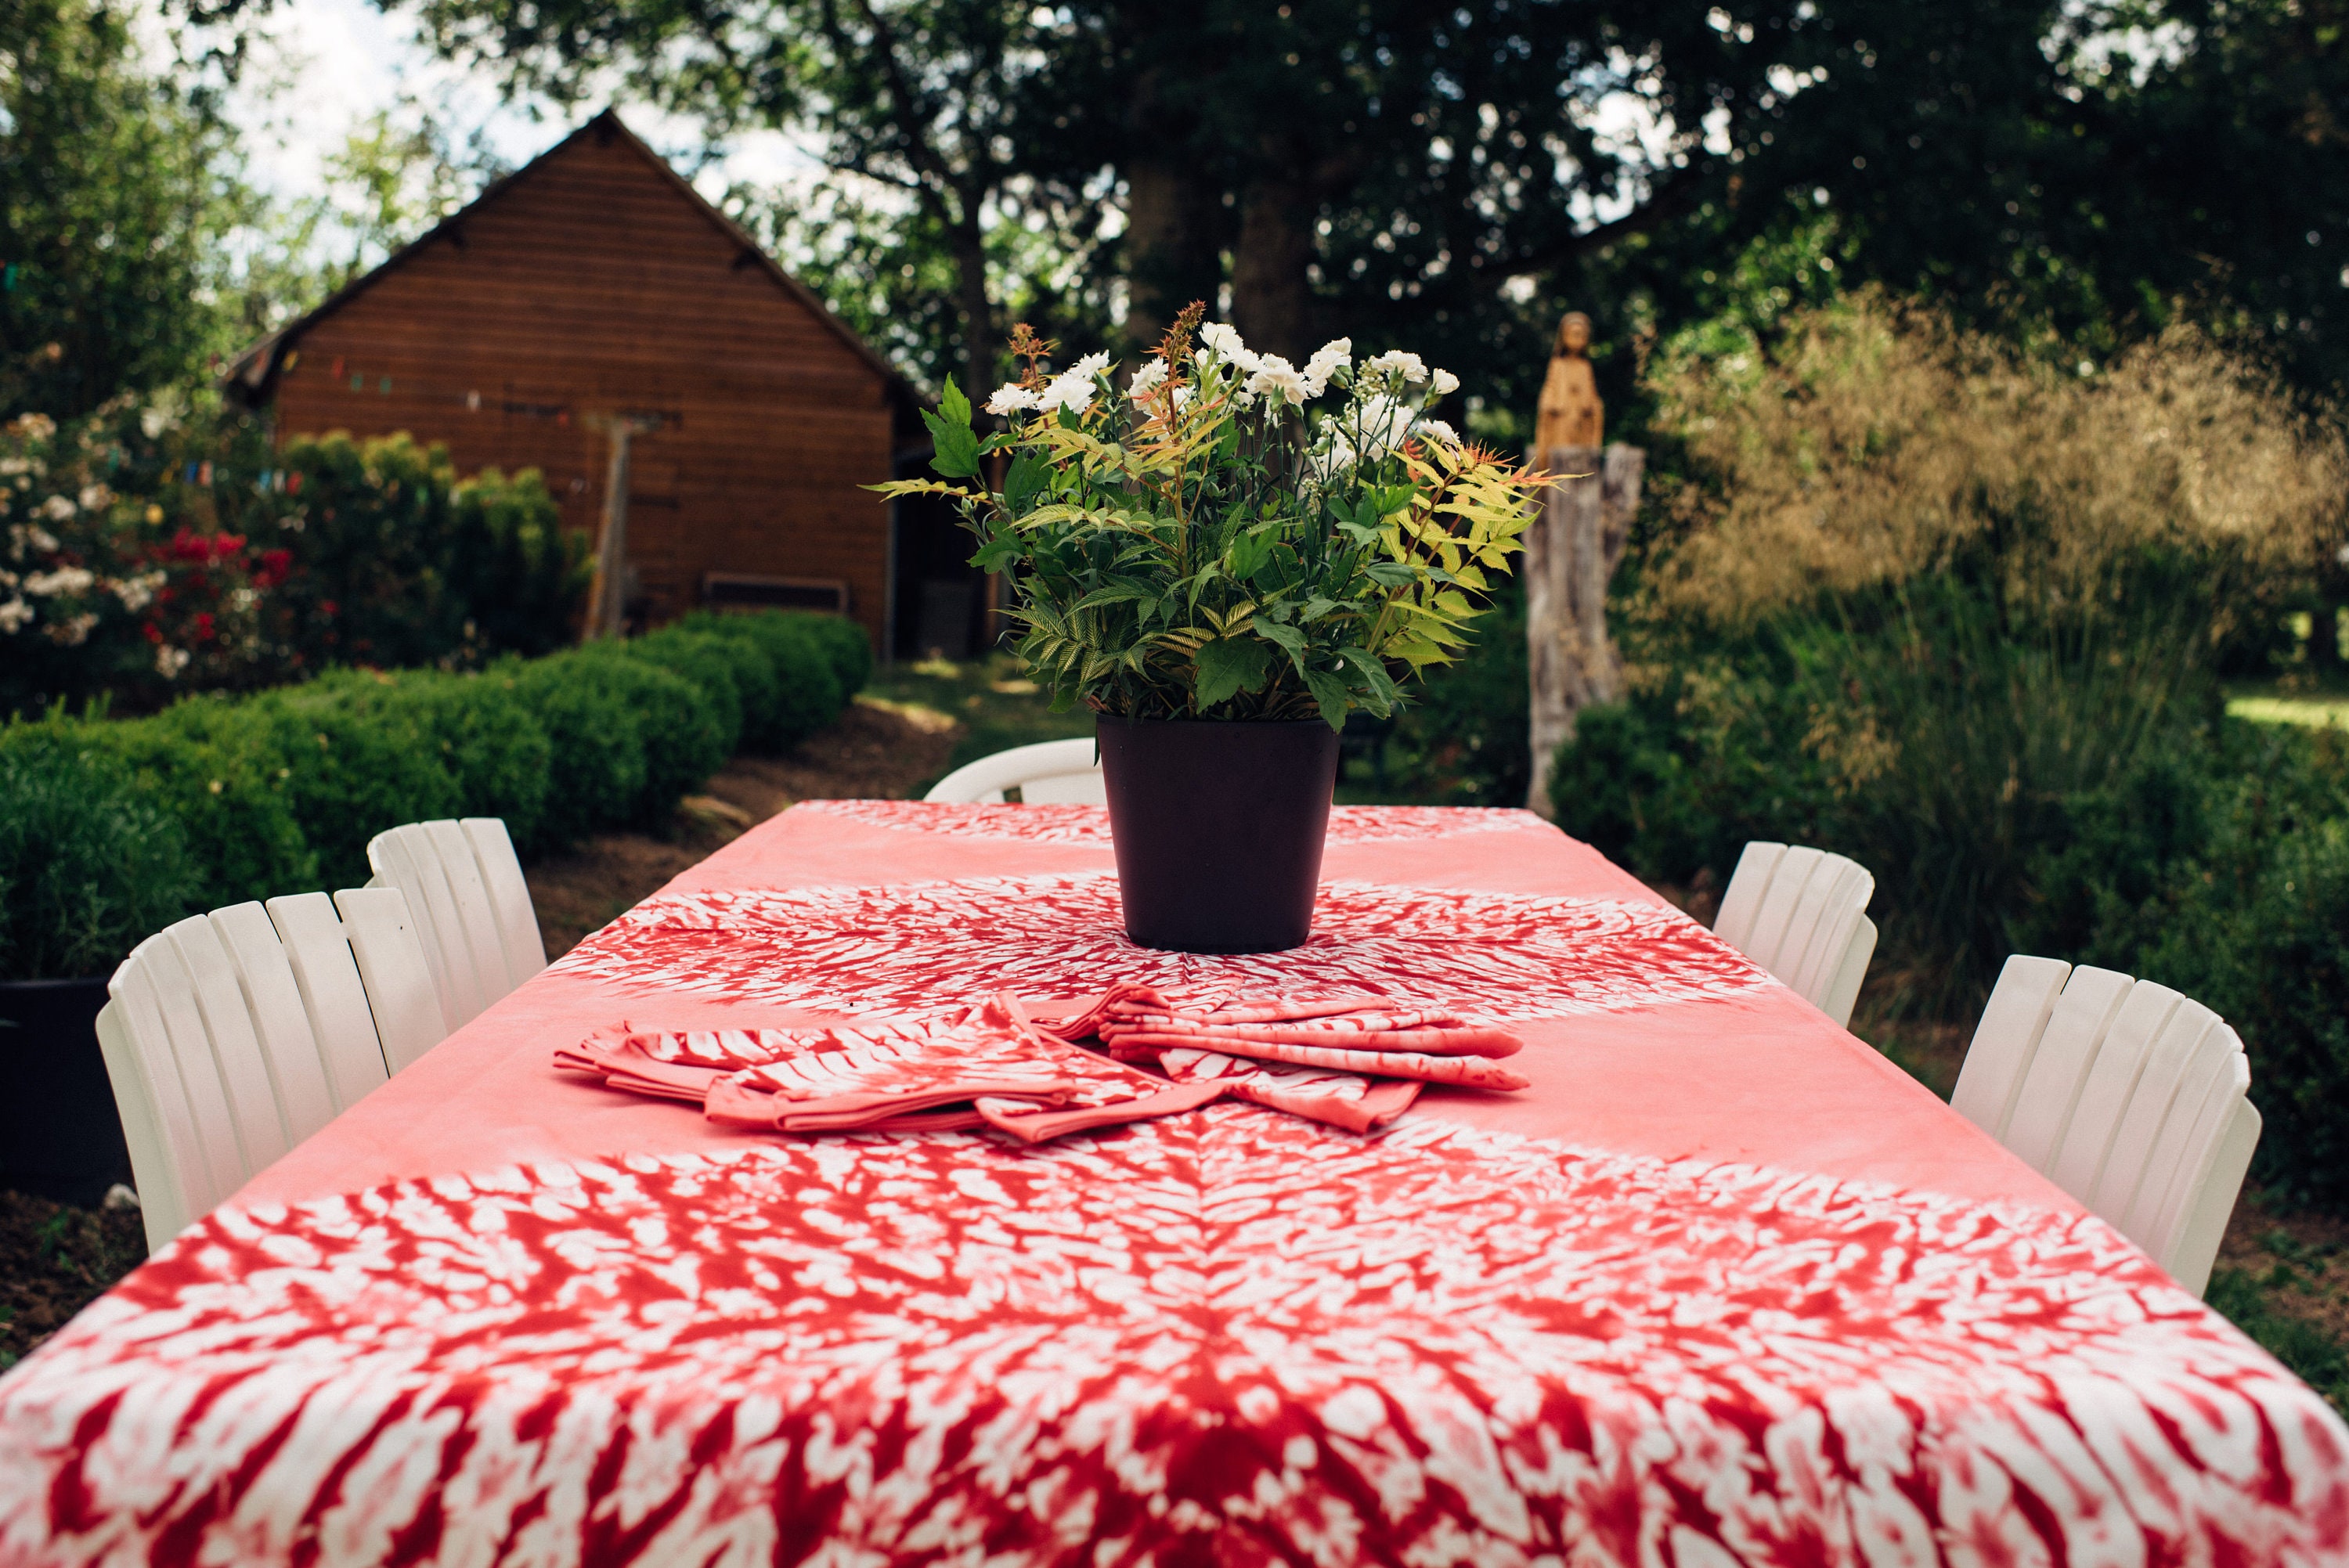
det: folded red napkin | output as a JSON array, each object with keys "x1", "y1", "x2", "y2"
[
  {"x1": 1030, "y1": 986, "x2": 1530, "y2": 1130},
  {"x1": 1153, "y1": 1047, "x2": 1423, "y2": 1134},
  {"x1": 557, "y1": 997, "x2": 1221, "y2": 1144}
]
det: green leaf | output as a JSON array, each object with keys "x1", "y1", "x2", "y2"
[
  {"x1": 1301, "y1": 665, "x2": 1351, "y2": 729},
  {"x1": 922, "y1": 406, "x2": 982, "y2": 478},
  {"x1": 969, "y1": 536, "x2": 1022, "y2": 572},
  {"x1": 1194, "y1": 636, "x2": 1275, "y2": 708},
  {"x1": 940, "y1": 375, "x2": 972, "y2": 429},
  {"x1": 1363, "y1": 561, "x2": 1418, "y2": 588},
  {"x1": 1002, "y1": 452, "x2": 1048, "y2": 517}
]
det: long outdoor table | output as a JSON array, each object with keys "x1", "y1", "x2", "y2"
[{"x1": 3, "y1": 802, "x2": 2344, "y2": 1565}]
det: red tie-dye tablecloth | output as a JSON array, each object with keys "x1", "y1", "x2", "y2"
[{"x1": 3, "y1": 802, "x2": 2343, "y2": 1566}]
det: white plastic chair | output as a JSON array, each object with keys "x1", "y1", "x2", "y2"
[
  {"x1": 923, "y1": 737, "x2": 1106, "y2": 805},
  {"x1": 1712, "y1": 841, "x2": 1878, "y2": 1028},
  {"x1": 366, "y1": 816, "x2": 547, "y2": 1033},
  {"x1": 1950, "y1": 954, "x2": 2261, "y2": 1296},
  {"x1": 96, "y1": 888, "x2": 442, "y2": 1254}
]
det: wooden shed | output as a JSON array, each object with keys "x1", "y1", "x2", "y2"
[{"x1": 226, "y1": 111, "x2": 932, "y2": 654}]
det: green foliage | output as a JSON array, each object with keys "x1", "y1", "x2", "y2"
[
  {"x1": 501, "y1": 651, "x2": 648, "y2": 846},
  {"x1": 781, "y1": 612, "x2": 873, "y2": 698},
  {"x1": 570, "y1": 646, "x2": 728, "y2": 825},
  {"x1": 0, "y1": 0, "x2": 248, "y2": 420},
  {"x1": 626, "y1": 629, "x2": 745, "y2": 759},
  {"x1": 378, "y1": 670, "x2": 555, "y2": 853},
  {"x1": 677, "y1": 611, "x2": 849, "y2": 752},
  {"x1": 99, "y1": 696, "x2": 316, "y2": 904},
  {"x1": 261, "y1": 431, "x2": 588, "y2": 674},
  {"x1": 883, "y1": 320, "x2": 1543, "y2": 729},
  {"x1": 249, "y1": 673, "x2": 464, "y2": 886},
  {"x1": 0, "y1": 722, "x2": 198, "y2": 980}
]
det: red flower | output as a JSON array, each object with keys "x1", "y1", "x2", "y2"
[
  {"x1": 193, "y1": 612, "x2": 215, "y2": 641},
  {"x1": 143, "y1": 622, "x2": 163, "y2": 644},
  {"x1": 255, "y1": 548, "x2": 292, "y2": 588}
]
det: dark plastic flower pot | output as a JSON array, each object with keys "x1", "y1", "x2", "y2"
[
  {"x1": 0, "y1": 975, "x2": 132, "y2": 1208},
  {"x1": 1097, "y1": 717, "x2": 1341, "y2": 953}
]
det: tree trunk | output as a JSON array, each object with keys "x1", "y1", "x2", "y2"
[
  {"x1": 1525, "y1": 444, "x2": 1644, "y2": 818},
  {"x1": 949, "y1": 211, "x2": 992, "y2": 396},
  {"x1": 1230, "y1": 174, "x2": 1316, "y2": 360},
  {"x1": 1123, "y1": 157, "x2": 1226, "y2": 354}
]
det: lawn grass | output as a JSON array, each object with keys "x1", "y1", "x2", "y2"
[
  {"x1": 2225, "y1": 678, "x2": 2349, "y2": 730},
  {"x1": 864, "y1": 654, "x2": 1096, "y2": 796}
]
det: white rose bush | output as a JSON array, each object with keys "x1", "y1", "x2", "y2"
[{"x1": 879, "y1": 305, "x2": 1550, "y2": 726}]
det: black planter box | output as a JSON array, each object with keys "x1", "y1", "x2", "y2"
[{"x1": 0, "y1": 976, "x2": 133, "y2": 1208}]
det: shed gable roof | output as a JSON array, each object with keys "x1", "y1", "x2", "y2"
[{"x1": 225, "y1": 110, "x2": 918, "y2": 411}]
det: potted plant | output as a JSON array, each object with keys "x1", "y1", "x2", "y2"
[
  {"x1": 0, "y1": 725, "x2": 198, "y2": 1205},
  {"x1": 880, "y1": 305, "x2": 1550, "y2": 952}
]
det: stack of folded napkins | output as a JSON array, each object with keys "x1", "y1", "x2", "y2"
[
  {"x1": 557, "y1": 995, "x2": 1220, "y2": 1144},
  {"x1": 1035, "y1": 984, "x2": 1528, "y2": 1134}
]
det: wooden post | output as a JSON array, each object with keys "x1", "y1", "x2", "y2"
[
  {"x1": 1525, "y1": 442, "x2": 1644, "y2": 818},
  {"x1": 583, "y1": 414, "x2": 660, "y2": 641}
]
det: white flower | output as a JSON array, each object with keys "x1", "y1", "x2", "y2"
[
  {"x1": 1037, "y1": 369, "x2": 1097, "y2": 415},
  {"x1": 1066, "y1": 351, "x2": 1111, "y2": 381},
  {"x1": 1128, "y1": 358, "x2": 1170, "y2": 402},
  {"x1": 1245, "y1": 355, "x2": 1309, "y2": 406},
  {"x1": 1301, "y1": 338, "x2": 1352, "y2": 397},
  {"x1": 1414, "y1": 419, "x2": 1463, "y2": 449},
  {"x1": 0, "y1": 458, "x2": 27, "y2": 477},
  {"x1": 110, "y1": 571, "x2": 164, "y2": 612},
  {"x1": 140, "y1": 407, "x2": 172, "y2": 439},
  {"x1": 155, "y1": 643, "x2": 191, "y2": 677},
  {"x1": 1171, "y1": 386, "x2": 1196, "y2": 413},
  {"x1": 9, "y1": 414, "x2": 55, "y2": 442},
  {"x1": 985, "y1": 383, "x2": 1041, "y2": 416},
  {"x1": 38, "y1": 494, "x2": 75, "y2": 521},
  {"x1": 47, "y1": 611, "x2": 96, "y2": 647},
  {"x1": 1308, "y1": 436, "x2": 1358, "y2": 484},
  {"x1": 23, "y1": 566, "x2": 93, "y2": 597},
  {"x1": 1357, "y1": 393, "x2": 1417, "y2": 459},
  {"x1": 1430, "y1": 369, "x2": 1460, "y2": 397},
  {"x1": 0, "y1": 597, "x2": 28, "y2": 633},
  {"x1": 1363, "y1": 349, "x2": 1428, "y2": 383},
  {"x1": 78, "y1": 483, "x2": 111, "y2": 511},
  {"x1": 1198, "y1": 323, "x2": 1261, "y2": 375}
]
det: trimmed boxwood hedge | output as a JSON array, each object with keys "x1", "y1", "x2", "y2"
[{"x1": 0, "y1": 611, "x2": 870, "y2": 977}]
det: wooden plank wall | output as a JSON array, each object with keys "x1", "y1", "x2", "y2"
[{"x1": 268, "y1": 129, "x2": 895, "y2": 651}]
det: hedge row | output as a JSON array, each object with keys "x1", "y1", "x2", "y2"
[{"x1": 0, "y1": 611, "x2": 870, "y2": 979}]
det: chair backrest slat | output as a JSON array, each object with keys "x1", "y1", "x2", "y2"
[
  {"x1": 462, "y1": 817, "x2": 546, "y2": 988},
  {"x1": 206, "y1": 903, "x2": 338, "y2": 1149},
  {"x1": 1815, "y1": 915, "x2": 1877, "y2": 1032},
  {"x1": 1950, "y1": 954, "x2": 2073, "y2": 1141},
  {"x1": 368, "y1": 825, "x2": 482, "y2": 1033},
  {"x1": 111, "y1": 935, "x2": 244, "y2": 1209},
  {"x1": 1712, "y1": 842, "x2": 1785, "y2": 953},
  {"x1": 334, "y1": 887, "x2": 448, "y2": 1073},
  {"x1": 1784, "y1": 858, "x2": 1875, "y2": 1004},
  {"x1": 424, "y1": 817, "x2": 514, "y2": 1000},
  {"x1": 162, "y1": 915, "x2": 292, "y2": 1176},
  {"x1": 266, "y1": 892, "x2": 392, "y2": 1112},
  {"x1": 2165, "y1": 1097, "x2": 2262, "y2": 1297},
  {"x1": 2087, "y1": 997, "x2": 2221, "y2": 1224},
  {"x1": 96, "y1": 1000, "x2": 186, "y2": 1255},
  {"x1": 2132, "y1": 1036, "x2": 2250, "y2": 1260},
  {"x1": 1741, "y1": 845, "x2": 1825, "y2": 974},
  {"x1": 2001, "y1": 965, "x2": 2134, "y2": 1173},
  {"x1": 2044, "y1": 979, "x2": 2181, "y2": 1203}
]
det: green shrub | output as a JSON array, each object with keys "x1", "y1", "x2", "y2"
[
  {"x1": 626, "y1": 629, "x2": 745, "y2": 759},
  {"x1": 785, "y1": 612, "x2": 874, "y2": 696},
  {"x1": 572, "y1": 647, "x2": 726, "y2": 823},
  {"x1": 101, "y1": 697, "x2": 316, "y2": 903},
  {"x1": 377, "y1": 670, "x2": 554, "y2": 852},
  {"x1": 662, "y1": 625, "x2": 780, "y2": 753},
  {"x1": 249, "y1": 672, "x2": 462, "y2": 885},
  {"x1": 0, "y1": 726, "x2": 200, "y2": 981},
  {"x1": 680, "y1": 611, "x2": 845, "y2": 752},
  {"x1": 504, "y1": 651, "x2": 648, "y2": 846}
]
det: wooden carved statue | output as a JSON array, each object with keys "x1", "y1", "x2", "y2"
[{"x1": 1533, "y1": 311, "x2": 1603, "y2": 454}]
